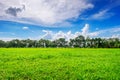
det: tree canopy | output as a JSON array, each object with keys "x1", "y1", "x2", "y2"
[{"x1": 0, "y1": 35, "x2": 120, "y2": 48}]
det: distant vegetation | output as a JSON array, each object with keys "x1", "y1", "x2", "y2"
[{"x1": 0, "y1": 35, "x2": 120, "y2": 48}]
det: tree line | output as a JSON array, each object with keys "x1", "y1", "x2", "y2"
[{"x1": 0, "y1": 35, "x2": 120, "y2": 48}]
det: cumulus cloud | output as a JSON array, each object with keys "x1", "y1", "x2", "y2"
[
  {"x1": 42, "y1": 30, "x2": 53, "y2": 40},
  {"x1": 41, "y1": 24, "x2": 120, "y2": 40},
  {"x1": 42, "y1": 30, "x2": 67, "y2": 40},
  {"x1": 81, "y1": 24, "x2": 89, "y2": 37},
  {"x1": 0, "y1": 24, "x2": 120, "y2": 41},
  {"x1": 89, "y1": 27, "x2": 120, "y2": 38},
  {"x1": 0, "y1": 0, "x2": 93, "y2": 26},
  {"x1": 42, "y1": 24, "x2": 89, "y2": 40},
  {"x1": 112, "y1": 34, "x2": 120, "y2": 38},
  {"x1": 5, "y1": 6, "x2": 25, "y2": 17}
]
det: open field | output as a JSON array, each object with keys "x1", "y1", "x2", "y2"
[{"x1": 0, "y1": 48, "x2": 120, "y2": 80}]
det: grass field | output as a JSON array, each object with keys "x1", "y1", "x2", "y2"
[{"x1": 0, "y1": 48, "x2": 120, "y2": 80}]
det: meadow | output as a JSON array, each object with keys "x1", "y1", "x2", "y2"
[{"x1": 0, "y1": 48, "x2": 120, "y2": 80}]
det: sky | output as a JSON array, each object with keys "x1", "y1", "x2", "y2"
[{"x1": 0, "y1": 0, "x2": 120, "y2": 41}]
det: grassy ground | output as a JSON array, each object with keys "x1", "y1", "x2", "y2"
[{"x1": 0, "y1": 48, "x2": 120, "y2": 80}]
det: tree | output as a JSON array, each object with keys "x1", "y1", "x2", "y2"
[
  {"x1": 85, "y1": 37, "x2": 91, "y2": 48},
  {"x1": 0, "y1": 40, "x2": 6, "y2": 47},
  {"x1": 0, "y1": 35, "x2": 120, "y2": 48},
  {"x1": 74, "y1": 35, "x2": 85, "y2": 47},
  {"x1": 38, "y1": 39, "x2": 52, "y2": 48},
  {"x1": 6, "y1": 39, "x2": 20, "y2": 48},
  {"x1": 52, "y1": 38, "x2": 68, "y2": 47},
  {"x1": 69, "y1": 39, "x2": 75, "y2": 48}
]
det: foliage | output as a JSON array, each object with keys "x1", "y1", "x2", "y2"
[{"x1": 0, "y1": 35, "x2": 120, "y2": 48}]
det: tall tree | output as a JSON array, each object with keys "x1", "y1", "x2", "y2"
[
  {"x1": 74, "y1": 35, "x2": 85, "y2": 47},
  {"x1": 52, "y1": 38, "x2": 68, "y2": 47},
  {"x1": 0, "y1": 40, "x2": 6, "y2": 47}
]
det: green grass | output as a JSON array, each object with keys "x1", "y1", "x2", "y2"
[{"x1": 0, "y1": 48, "x2": 120, "y2": 80}]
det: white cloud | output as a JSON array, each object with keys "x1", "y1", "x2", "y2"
[
  {"x1": 0, "y1": 37, "x2": 22, "y2": 41},
  {"x1": 22, "y1": 26, "x2": 29, "y2": 30},
  {"x1": 112, "y1": 34, "x2": 120, "y2": 38},
  {"x1": 0, "y1": 0, "x2": 93, "y2": 26},
  {"x1": 82, "y1": 9, "x2": 114, "y2": 20},
  {"x1": 90, "y1": 9, "x2": 113, "y2": 20},
  {"x1": 42, "y1": 30, "x2": 75, "y2": 41},
  {"x1": 42, "y1": 30, "x2": 67, "y2": 40},
  {"x1": 42, "y1": 30, "x2": 53, "y2": 40},
  {"x1": 1, "y1": 24, "x2": 120, "y2": 41},
  {"x1": 81, "y1": 24, "x2": 89, "y2": 37},
  {"x1": 89, "y1": 27, "x2": 120, "y2": 38},
  {"x1": 111, "y1": 28, "x2": 120, "y2": 33},
  {"x1": 42, "y1": 24, "x2": 89, "y2": 40},
  {"x1": 41, "y1": 24, "x2": 120, "y2": 40}
]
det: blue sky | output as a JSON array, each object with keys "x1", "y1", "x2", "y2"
[{"x1": 0, "y1": 0, "x2": 120, "y2": 41}]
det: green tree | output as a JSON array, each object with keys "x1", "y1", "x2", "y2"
[
  {"x1": 52, "y1": 38, "x2": 68, "y2": 47},
  {"x1": 0, "y1": 40, "x2": 6, "y2": 47},
  {"x1": 74, "y1": 35, "x2": 85, "y2": 47}
]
